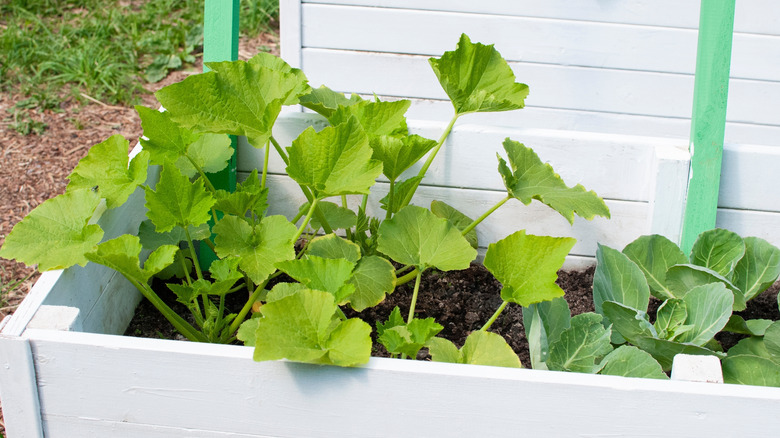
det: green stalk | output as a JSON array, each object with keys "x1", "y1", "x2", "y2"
[
  {"x1": 461, "y1": 195, "x2": 511, "y2": 237},
  {"x1": 399, "y1": 113, "x2": 459, "y2": 209},
  {"x1": 270, "y1": 135, "x2": 334, "y2": 234},
  {"x1": 261, "y1": 139, "x2": 271, "y2": 190},
  {"x1": 481, "y1": 301, "x2": 509, "y2": 332},
  {"x1": 396, "y1": 268, "x2": 419, "y2": 287},
  {"x1": 407, "y1": 268, "x2": 424, "y2": 324},
  {"x1": 385, "y1": 179, "x2": 395, "y2": 220},
  {"x1": 360, "y1": 194, "x2": 369, "y2": 211},
  {"x1": 187, "y1": 155, "x2": 218, "y2": 193},
  {"x1": 270, "y1": 136, "x2": 289, "y2": 166},
  {"x1": 184, "y1": 228, "x2": 205, "y2": 281},
  {"x1": 293, "y1": 197, "x2": 320, "y2": 243},
  {"x1": 395, "y1": 264, "x2": 414, "y2": 276},
  {"x1": 228, "y1": 279, "x2": 266, "y2": 335}
]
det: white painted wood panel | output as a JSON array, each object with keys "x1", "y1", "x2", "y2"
[
  {"x1": 719, "y1": 143, "x2": 780, "y2": 212},
  {"x1": 24, "y1": 328, "x2": 780, "y2": 438},
  {"x1": 0, "y1": 336, "x2": 44, "y2": 437},
  {"x1": 301, "y1": 4, "x2": 780, "y2": 83},
  {"x1": 398, "y1": 98, "x2": 780, "y2": 149},
  {"x1": 254, "y1": 113, "x2": 683, "y2": 202},
  {"x1": 299, "y1": 48, "x2": 780, "y2": 128},
  {"x1": 717, "y1": 209, "x2": 780, "y2": 249},
  {"x1": 301, "y1": 0, "x2": 780, "y2": 36}
]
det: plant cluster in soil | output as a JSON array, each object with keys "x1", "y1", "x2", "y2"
[{"x1": 126, "y1": 263, "x2": 780, "y2": 368}]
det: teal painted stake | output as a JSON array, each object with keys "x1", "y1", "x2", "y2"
[
  {"x1": 199, "y1": 0, "x2": 239, "y2": 268},
  {"x1": 680, "y1": 0, "x2": 735, "y2": 254}
]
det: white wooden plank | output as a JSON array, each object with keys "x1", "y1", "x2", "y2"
[
  {"x1": 302, "y1": 0, "x2": 703, "y2": 30},
  {"x1": 260, "y1": 173, "x2": 648, "y2": 257},
  {"x1": 719, "y1": 143, "x2": 780, "y2": 212},
  {"x1": 43, "y1": 415, "x2": 274, "y2": 438},
  {"x1": 396, "y1": 97, "x2": 780, "y2": 149},
  {"x1": 24, "y1": 329, "x2": 780, "y2": 437},
  {"x1": 300, "y1": 48, "x2": 780, "y2": 127},
  {"x1": 255, "y1": 113, "x2": 683, "y2": 202},
  {"x1": 302, "y1": 0, "x2": 780, "y2": 36},
  {"x1": 717, "y1": 209, "x2": 780, "y2": 250},
  {"x1": 0, "y1": 336, "x2": 44, "y2": 437},
  {"x1": 279, "y1": 0, "x2": 302, "y2": 68},
  {"x1": 27, "y1": 306, "x2": 82, "y2": 332}
]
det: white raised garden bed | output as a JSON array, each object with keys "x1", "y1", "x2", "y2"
[{"x1": 2, "y1": 114, "x2": 780, "y2": 437}]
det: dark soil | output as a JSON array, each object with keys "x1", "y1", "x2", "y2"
[{"x1": 126, "y1": 263, "x2": 780, "y2": 368}]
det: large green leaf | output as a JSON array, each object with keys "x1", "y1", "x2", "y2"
[
  {"x1": 348, "y1": 255, "x2": 396, "y2": 311},
  {"x1": 593, "y1": 244, "x2": 651, "y2": 316},
  {"x1": 376, "y1": 205, "x2": 476, "y2": 271},
  {"x1": 379, "y1": 176, "x2": 422, "y2": 214},
  {"x1": 428, "y1": 331, "x2": 521, "y2": 368},
  {"x1": 547, "y1": 313, "x2": 613, "y2": 373},
  {"x1": 622, "y1": 234, "x2": 688, "y2": 300},
  {"x1": 666, "y1": 264, "x2": 746, "y2": 310},
  {"x1": 175, "y1": 133, "x2": 233, "y2": 178},
  {"x1": 299, "y1": 85, "x2": 362, "y2": 118},
  {"x1": 286, "y1": 117, "x2": 383, "y2": 197},
  {"x1": 598, "y1": 346, "x2": 668, "y2": 379},
  {"x1": 86, "y1": 234, "x2": 178, "y2": 284},
  {"x1": 253, "y1": 289, "x2": 371, "y2": 367},
  {"x1": 483, "y1": 230, "x2": 575, "y2": 306},
  {"x1": 429, "y1": 33, "x2": 528, "y2": 115},
  {"x1": 144, "y1": 165, "x2": 215, "y2": 233},
  {"x1": 328, "y1": 99, "x2": 410, "y2": 138},
  {"x1": 137, "y1": 219, "x2": 210, "y2": 250},
  {"x1": 675, "y1": 283, "x2": 733, "y2": 346},
  {"x1": 306, "y1": 234, "x2": 361, "y2": 263},
  {"x1": 723, "y1": 337, "x2": 780, "y2": 386},
  {"x1": 276, "y1": 255, "x2": 356, "y2": 304},
  {"x1": 733, "y1": 237, "x2": 780, "y2": 302},
  {"x1": 213, "y1": 169, "x2": 268, "y2": 219},
  {"x1": 523, "y1": 297, "x2": 571, "y2": 369},
  {"x1": 136, "y1": 105, "x2": 197, "y2": 164},
  {"x1": 67, "y1": 135, "x2": 149, "y2": 209},
  {"x1": 498, "y1": 139, "x2": 610, "y2": 224},
  {"x1": 689, "y1": 228, "x2": 745, "y2": 278},
  {"x1": 156, "y1": 57, "x2": 309, "y2": 148},
  {"x1": 723, "y1": 315, "x2": 773, "y2": 336},
  {"x1": 242, "y1": 52, "x2": 310, "y2": 106},
  {"x1": 370, "y1": 134, "x2": 437, "y2": 182},
  {"x1": 653, "y1": 299, "x2": 689, "y2": 340},
  {"x1": 213, "y1": 215, "x2": 297, "y2": 284},
  {"x1": 296, "y1": 201, "x2": 357, "y2": 231},
  {"x1": 430, "y1": 200, "x2": 478, "y2": 249},
  {"x1": 0, "y1": 189, "x2": 103, "y2": 271}
]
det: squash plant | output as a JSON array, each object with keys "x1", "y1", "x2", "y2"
[
  {"x1": 1, "y1": 34, "x2": 626, "y2": 372},
  {"x1": 584, "y1": 229, "x2": 780, "y2": 384}
]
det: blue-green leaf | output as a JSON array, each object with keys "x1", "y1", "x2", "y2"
[{"x1": 622, "y1": 234, "x2": 688, "y2": 300}]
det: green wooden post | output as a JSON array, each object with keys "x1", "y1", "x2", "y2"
[
  {"x1": 680, "y1": 0, "x2": 735, "y2": 254},
  {"x1": 200, "y1": 0, "x2": 239, "y2": 268}
]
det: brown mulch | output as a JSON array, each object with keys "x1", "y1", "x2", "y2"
[{"x1": 0, "y1": 32, "x2": 278, "y2": 434}]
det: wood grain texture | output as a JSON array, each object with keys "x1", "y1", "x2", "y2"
[
  {"x1": 23, "y1": 328, "x2": 780, "y2": 438},
  {"x1": 301, "y1": 0, "x2": 780, "y2": 36},
  {"x1": 0, "y1": 336, "x2": 44, "y2": 437}
]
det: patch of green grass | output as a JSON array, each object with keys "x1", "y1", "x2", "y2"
[{"x1": 0, "y1": 0, "x2": 279, "y2": 125}]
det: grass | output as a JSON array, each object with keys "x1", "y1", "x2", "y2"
[{"x1": 0, "y1": 0, "x2": 279, "y2": 121}]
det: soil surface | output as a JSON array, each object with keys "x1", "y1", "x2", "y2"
[{"x1": 126, "y1": 263, "x2": 780, "y2": 368}]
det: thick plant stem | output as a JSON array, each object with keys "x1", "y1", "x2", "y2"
[
  {"x1": 461, "y1": 195, "x2": 511, "y2": 237},
  {"x1": 188, "y1": 156, "x2": 218, "y2": 193},
  {"x1": 399, "y1": 113, "x2": 459, "y2": 209},
  {"x1": 385, "y1": 179, "x2": 395, "y2": 220},
  {"x1": 407, "y1": 269, "x2": 424, "y2": 324},
  {"x1": 261, "y1": 139, "x2": 270, "y2": 190},
  {"x1": 293, "y1": 198, "x2": 320, "y2": 243},
  {"x1": 481, "y1": 301, "x2": 509, "y2": 332},
  {"x1": 396, "y1": 268, "x2": 419, "y2": 287},
  {"x1": 185, "y1": 228, "x2": 205, "y2": 281},
  {"x1": 228, "y1": 279, "x2": 265, "y2": 335},
  {"x1": 270, "y1": 136, "x2": 289, "y2": 165}
]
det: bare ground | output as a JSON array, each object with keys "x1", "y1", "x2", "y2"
[{"x1": 0, "y1": 31, "x2": 278, "y2": 435}]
